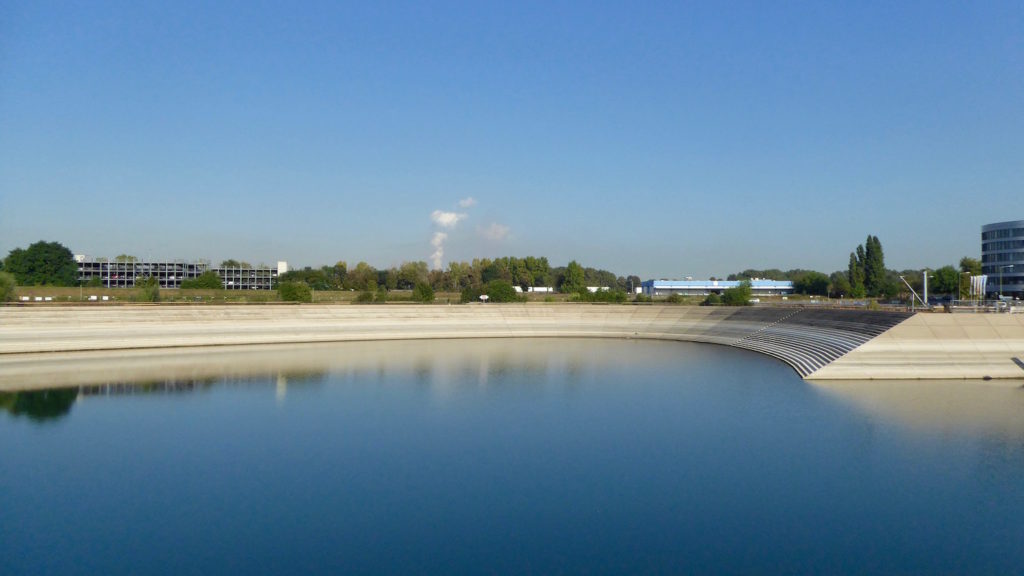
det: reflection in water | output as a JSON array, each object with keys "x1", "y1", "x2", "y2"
[
  {"x1": 0, "y1": 388, "x2": 79, "y2": 422},
  {"x1": 0, "y1": 339, "x2": 606, "y2": 398},
  {"x1": 0, "y1": 339, "x2": 622, "y2": 418},
  {"x1": 6, "y1": 339, "x2": 1023, "y2": 440},
  {"x1": 812, "y1": 379, "x2": 1024, "y2": 440}
]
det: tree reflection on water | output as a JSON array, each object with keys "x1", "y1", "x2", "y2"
[{"x1": 0, "y1": 388, "x2": 79, "y2": 422}]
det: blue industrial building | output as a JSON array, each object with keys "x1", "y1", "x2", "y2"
[{"x1": 641, "y1": 279, "x2": 794, "y2": 297}]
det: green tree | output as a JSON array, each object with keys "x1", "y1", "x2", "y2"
[
  {"x1": 136, "y1": 277, "x2": 160, "y2": 302},
  {"x1": 848, "y1": 252, "x2": 866, "y2": 298},
  {"x1": 957, "y1": 257, "x2": 981, "y2": 299},
  {"x1": 460, "y1": 285, "x2": 484, "y2": 303},
  {"x1": 412, "y1": 282, "x2": 435, "y2": 303},
  {"x1": 702, "y1": 293, "x2": 722, "y2": 306},
  {"x1": 486, "y1": 280, "x2": 521, "y2": 303},
  {"x1": 560, "y1": 260, "x2": 585, "y2": 294},
  {"x1": 5, "y1": 241, "x2": 78, "y2": 286},
  {"x1": 0, "y1": 271, "x2": 16, "y2": 302},
  {"x1": 278, "y1": 281, "x2": 312, "y2": 303},
  {"x1": 930, "y1": 265, "x2": 959, "y2": 295},
  {"x1": 115, "y1": 254, "x2": 138, "y2": 263},
  {"x1": 399, "y1": 261, "x2": 429, "y2": 289},
  {"x1": 793, "y1": 271, "x2": 830, "y2": 295},
  {"x1": 333, "y1": 261, "x2": 348, "y2": 285},
  {"x1": 346, "y1": 262, "x2": 377, "y2": 291},
  {"x1": 181, "y1": 271, "x2": 223, "y2": 289},
  {"x1": 959, "y1": 257, "x2": 982, "y2": 275},
  {"x1": 385, "y1": 268, "x2": 399, "y2": 290},
  {"x1": 721, "y1": 280, "x2": 752, "y2": 306},
  {"x1": 830, "y1": 271, "x2": 851, "y2": 297},
  {"x1": 863, "y1": 235, "x2": 886, "y2": 296}
]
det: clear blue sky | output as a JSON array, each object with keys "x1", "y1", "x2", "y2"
[{"x1": 2, "y1": 1, "x2": 1021, "y2": 278}]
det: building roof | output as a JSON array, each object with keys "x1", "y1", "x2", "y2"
[{"x1": 642, "y1": 279, "x2": 794, "y2": 289}]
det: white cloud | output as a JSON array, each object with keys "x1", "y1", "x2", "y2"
[
  {"x1": 431, "y1": 210, "x2": 467, "y2": 229},
  {"x1": 458, "y1": 197, "x2": 477, "y2": 208},
  {"x1": 478, "y1": 222, "x2": 510, "y2": 241}
]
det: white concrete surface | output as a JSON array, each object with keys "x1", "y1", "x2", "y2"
[
  {"x1": 808, "y1": 313, "x2": 1024, "y2": 380},
  {"x1": 2, "y1": 305, "x2": 1023, "y2": 381}
]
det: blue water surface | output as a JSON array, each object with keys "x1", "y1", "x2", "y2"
[{"x1": 2, "y1": 339, "x2": 1022, "y2": 575}]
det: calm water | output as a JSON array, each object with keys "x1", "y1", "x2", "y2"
[{"x1": 2, "y1": 339, "x2": 1023, "y2": 575}]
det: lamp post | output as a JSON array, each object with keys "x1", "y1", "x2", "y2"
[{"x1": 1000, "y1": 265, "x2": 1014, "y2": 300}]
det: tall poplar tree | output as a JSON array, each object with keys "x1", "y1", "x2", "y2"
[
  {"x1": 848, "y1": 252, "x2": 866, "y2": 298},
  {"x1": 863, "y1": 235, "x2": 886, "y2": 296}
]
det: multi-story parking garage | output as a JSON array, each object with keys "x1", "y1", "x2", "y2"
[
  {"x1": 75, "y1": 257, "x2": 288, "y2": 290},
  {"x1": 981, "y1": 220, "x2": 1023, "y2": 298}
]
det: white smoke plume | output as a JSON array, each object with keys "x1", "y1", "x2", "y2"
[
  {"x1": 431, "y1": 210, "x2": 466, "y2": 229},
  {"x1": 478, "y1": 222, "x2": 510, "y2": 241},
  {"x1": 431, "y1": 232, "x2": 448, "y2": 269}
]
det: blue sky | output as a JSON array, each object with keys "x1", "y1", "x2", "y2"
[{"x1": 1, "y1": 1, "x2": 1021, "y2": 278}]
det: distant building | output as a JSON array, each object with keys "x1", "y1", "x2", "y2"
[
  {"x1": 982, "y1": 220, "x2": 1023, "y2": 297},
  {"x1": 74, "y1": 257, "x2": 287, "y2": 290},
  {"x1": 641, "y1": 279, "x2": 793, "y2": 297}
]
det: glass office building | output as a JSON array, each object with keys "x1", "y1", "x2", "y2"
[{"x1": 981, "y1": 220, "x2": 1024, "y2": 298}]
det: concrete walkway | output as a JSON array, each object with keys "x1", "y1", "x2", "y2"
[{"x1": 806, "y1": 312, "x2": 1024, "y2": 380}]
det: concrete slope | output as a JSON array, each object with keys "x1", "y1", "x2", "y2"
[
  {"x1": 807, "y1": 313, "x2": 1024, "y2": 380},
  {"x1": 0, "y1": 305, "x2": 916, "y2": 379}
]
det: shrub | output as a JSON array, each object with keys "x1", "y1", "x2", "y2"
[
  {"x1": 578, "y1": 288, "x2": 628, "y2": 303},
  {"x1": 0, "y1": 272, "x2": 16, "y2": 302},
  {"x1": 278, "y1": 281, "x2": 312, "y2": 303},
  {"x1": 486, "y1": 280, "x2": 522, "y2": 303},
  {"x1": 374, "y1": 289, "x2": 388, "y2": 303},
  {"x1": 460, "y1": 286, "x2": 485, "y2": 303},
  {"x1": 412, "y1": 282, "x2": 435, "y2": 303},
  {"x1": 181, "y1": 271, "x2": 223, "y2": 289},
  {"x1": 722, "y1": 280, "x2": 752, "y2": 306},
  {"x1": 665, "y1": 293, "x2": 683, "y2": 304},
  {"x1": 701, "y1": 293, "x2": 722, "y2": 306},
  {"x1": 633, "y1": 293, "x2": 652, "y2": 303},
  {"x1": 136, "y1": 277, "x2": 160, "y2": 303},
  {"x1": 354, "y1": 291, "x2": 375, "y2": 303}
]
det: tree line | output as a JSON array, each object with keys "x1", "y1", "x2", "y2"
[
  {"x1": 727, "y1": 236, "x2": 983, "y2": 299},
  {"x1": 278, "y1": 256, "x2": 642, "y2": 295},
  {"x1": 0, "y1": 237, "x2": 988, "y2": 304}
]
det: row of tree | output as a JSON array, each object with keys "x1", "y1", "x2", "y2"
[
  {"x1": 728, "y1": 237, "x2": 983, "y2": 300},
  {"x1": 279, "y1": 257, "x2": 642, "y2": 295},
  {"x1": 1, "y1": 238, "x2": 987, "y2": 304}
]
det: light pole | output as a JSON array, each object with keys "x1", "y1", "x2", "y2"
[{"x1": 1000, "y1": 265, "x2": 1014, "y2": 300}]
